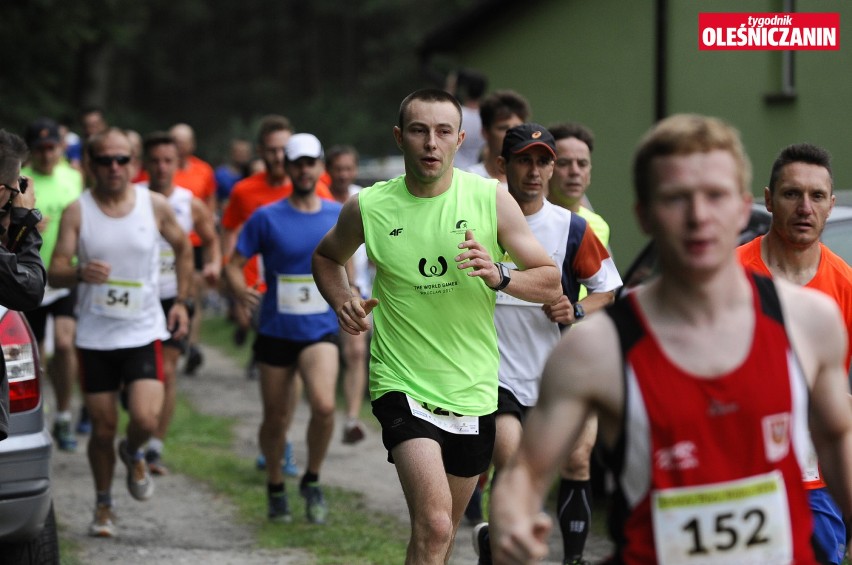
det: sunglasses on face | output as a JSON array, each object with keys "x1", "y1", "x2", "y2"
[
  {"x1": 0, "y1": 177, "x2": 27, "y2": 213},
  {"x1": 92, "y1": 155, "x2": 132, "y2": 167}
]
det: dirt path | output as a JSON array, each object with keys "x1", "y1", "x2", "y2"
[{"x1": 51, "y1": 344, "x2": 612, "y2": 564}]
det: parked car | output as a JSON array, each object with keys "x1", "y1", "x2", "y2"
[
  {"x1": 0, "y1": 306, "x2": 57, "y2": 564},
  {"x1": 620, "y1": 202, "x2": 852, "y2": 293}
]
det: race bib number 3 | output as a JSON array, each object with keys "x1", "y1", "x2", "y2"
[
  {"x1": 651, "y1": 471, "x2": 791, "y2": 565},
  {"x1": 90, "y1": 279, "x2": 144, "y2": 320},
  {"x1": 277, "y1": 274, "x2": 329, "y2": 315},
  {"x1": 406, "y1": 395, "x2": 479, "y2": 435}
]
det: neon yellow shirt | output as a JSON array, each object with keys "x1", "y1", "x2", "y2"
[
  {"x1": 21, "y1": 162, "x2": 83, "y2": 267},
  {"x1": 360, "y1": 170, "x2": 502, "y2": 415},
  {"x1": 577, "y1": 206, "x2": 611, "y2": 300}
]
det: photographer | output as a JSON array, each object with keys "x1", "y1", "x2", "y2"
[{"x1": 0, "y1": 129, "x2": 46, "y2": 441}]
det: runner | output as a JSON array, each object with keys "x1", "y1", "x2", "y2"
[
  {"x1": 48, "y1": 127, "x2": 193, "y2": 538},
  {"x1": 490, "y1": 114, "x2": 852, "y2": 564}
]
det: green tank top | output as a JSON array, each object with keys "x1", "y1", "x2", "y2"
[
  {"x1": 360, "y1": 170, "x2": 502, "y2": 416},
  {"x1": 21, "y1": 162, "x2": 83, "y2": 267}
]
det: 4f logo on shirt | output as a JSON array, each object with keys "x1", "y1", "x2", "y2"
[
  {"x1": 389, "y1": 228, "x2": 403, "y2": 236},
  {"x1": 418, "y1": 257, "x2": 448, "y2": 278}
]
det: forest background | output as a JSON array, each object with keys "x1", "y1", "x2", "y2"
[{"x1": 4, "y1": 0, "x2": 475, "y2": 163}]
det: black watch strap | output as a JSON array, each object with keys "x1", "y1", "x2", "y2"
[{"x1": 489, "y1": 262, "x2": 511, "y2": 291}]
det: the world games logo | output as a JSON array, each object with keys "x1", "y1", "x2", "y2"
[{"x1": 418, "y1": 256, "x2": 448, "y2": 278}]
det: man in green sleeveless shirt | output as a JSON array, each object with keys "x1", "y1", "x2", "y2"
[{"x1": 313, "y1": 89, "x2": 561, "y2": 564}]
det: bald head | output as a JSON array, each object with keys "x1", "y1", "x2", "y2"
[{"x1": 169, "y1": 123, "x2": 196, "y2": 159}]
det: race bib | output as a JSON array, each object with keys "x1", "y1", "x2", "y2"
[
  {"x1": 276, "y1": 274, "x2": 329, "y2": 315},
  {"x1": 159, "y1": 248, "x2": 177, "y2": 286},
  {"x1": 651, "y1": 471, "x2": 792, "y2": 565},
  {"x1": 406, "y1": 395, "x2": 479, "y2": 435},
  {"x1": 495, "y1": 290, "x2": 540, "y2": 307},
  {"x1": 90, "y1": 279, "x2": 144, "y2": 320}
]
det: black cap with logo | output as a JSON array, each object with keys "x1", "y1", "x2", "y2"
[
  {"x1": 24, "y1": 118, "x2": 61, "y2": 149},
  {"x1": 501, "y1": 123, "x2": 557, "y2": 160}
]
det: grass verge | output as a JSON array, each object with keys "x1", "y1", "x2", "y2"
[{"x1": 167, "y1": 314, "x2": 409, "y2": 564}]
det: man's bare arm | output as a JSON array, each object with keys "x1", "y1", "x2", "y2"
[
  {"x1": 454, "y1": 188, "x2": 560, "y2": 303},
  {"x1": 786, "y1": 285, "x2": 852, "y2": 519},
  {"x1": 313, "y1": 195, "x2": 377, "y2": 335},
  {"x1": 494, "y1": 188, "x2": 561, "y2": 303},
  {"x1": 47, "y1": 201, "x2": 83, "y2": 288},
  {"x1": 191, "y1": 197, "x2": 221, "y2": 286},
  {"x1": 544, "y1": 289, "x2": 615, "y2": 325}
]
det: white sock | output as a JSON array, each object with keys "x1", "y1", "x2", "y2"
[{"x1": 147, "y1": 437, "x2": 164, "y2": 454}]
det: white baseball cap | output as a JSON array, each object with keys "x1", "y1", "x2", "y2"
[{"x1": 285, "y1": 133, "x2": 324, "y2": 161}]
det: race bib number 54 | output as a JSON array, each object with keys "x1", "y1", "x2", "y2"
[
  {"x1": 651, "y1": 471, "x2": 791, "y2": 565},
  {"x1": 90, "y1": 279, "x2": 144, "y2": 320}
]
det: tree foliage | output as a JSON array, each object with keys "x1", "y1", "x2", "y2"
[{"x1": 3, "y1": 0, "x2": 476, "y2": 162}]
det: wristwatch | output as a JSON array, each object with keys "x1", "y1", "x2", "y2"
[
  {"x1": 573, "y1": 302, "x2": 585, "y2": 321},
  {"x1": 173, "y1": 297, "x2": 196, "y2": 316},
  {"x1": 489, "y1": 262, "x2": 511, "y2": 291}
]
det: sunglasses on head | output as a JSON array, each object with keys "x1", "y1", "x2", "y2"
[
  {"x1": 92, "y1": 155, "x2": 132, "y2": 167},
  {"x1": 0, "y1": 177, "x2": 27, "y2": 213}
]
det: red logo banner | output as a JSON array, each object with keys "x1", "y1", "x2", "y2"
[{"x1": 699, "y1": 13, "x2": 839, "y2": 50}]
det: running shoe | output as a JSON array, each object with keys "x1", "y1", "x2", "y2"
[
  {"x1": 342, "y1": 420, "x2": 365, "y2": 444},
  {"x1": 76, "y1": 406, "x2": 92, "y2": 435},
  {"x1": 299, "y1": 483, "x2": 328, "y2": 525},
  {"x1": 267, "y1": 492, "x2": 292, "y2": 523},
  {"x1": 145, "y1": 448, "x2": 169, "y2": 476},
  {"x1": 283, "y1": 441, "x2": 299, "y2": 477},
  {"x1": 52, "y1": 420, "x2": 78, "y2": 451},
  {"x1": 472, "y1": 522, "x2": 492, "y2": 565},
  {"x1": 256, "y1": 442, "x2": 299, "y2": 477},
  {"x1": 88, "y1": 503, "x2": 117, "y2": 538},
  {"x1": 184, "y1": 345, "x2": 203, "y2": 376},
  {"x1": 118, "y1": 439, "x2": 155, "y2": 501}
]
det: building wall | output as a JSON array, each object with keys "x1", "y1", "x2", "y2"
[
  {"x1": 669, "y1": 0, "x2": 852, "y2": 198},
  {"x1": 450, "y1": 0, "x2": 656, "y2": 265},
  {"x1": 442, "y1": 0, "x2": 850, "y2": 268}
]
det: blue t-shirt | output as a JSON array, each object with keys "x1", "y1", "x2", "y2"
[
  {"x1": 215, "y1": 165, "x2": 245, "y2": 202},
  {"x1": 236, "y1": 198, "x2": 342, "y2": 341}
]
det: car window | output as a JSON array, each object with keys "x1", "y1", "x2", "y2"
[{"x1": 821, "y1": 219, "x2": 852, "y2": 265}]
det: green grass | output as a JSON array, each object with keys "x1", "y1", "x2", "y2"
[
  {"x1": 59, "y1": 532, "x2": 84, "y2": 565},
  {"x1": 173, "y1": 314, "x2": 410, "y2": 564}
]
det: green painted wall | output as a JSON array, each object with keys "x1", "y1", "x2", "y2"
[
  {"x1": 439, "y1": 0, "x2": 850, "y2": 271},
  {"x1": 446, "y1": 0, "x2": 658, "y2": 268},
  {"x1": 669, "y1": 0, "x2": 852, "y2": 201}
]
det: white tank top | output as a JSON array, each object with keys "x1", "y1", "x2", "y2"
[
  {"x1": 156, "y1": 185, "x2": 193, "y2": 299},
  {"x1": 75, "y1": 185, "x2": 169, "y2": 349}
]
